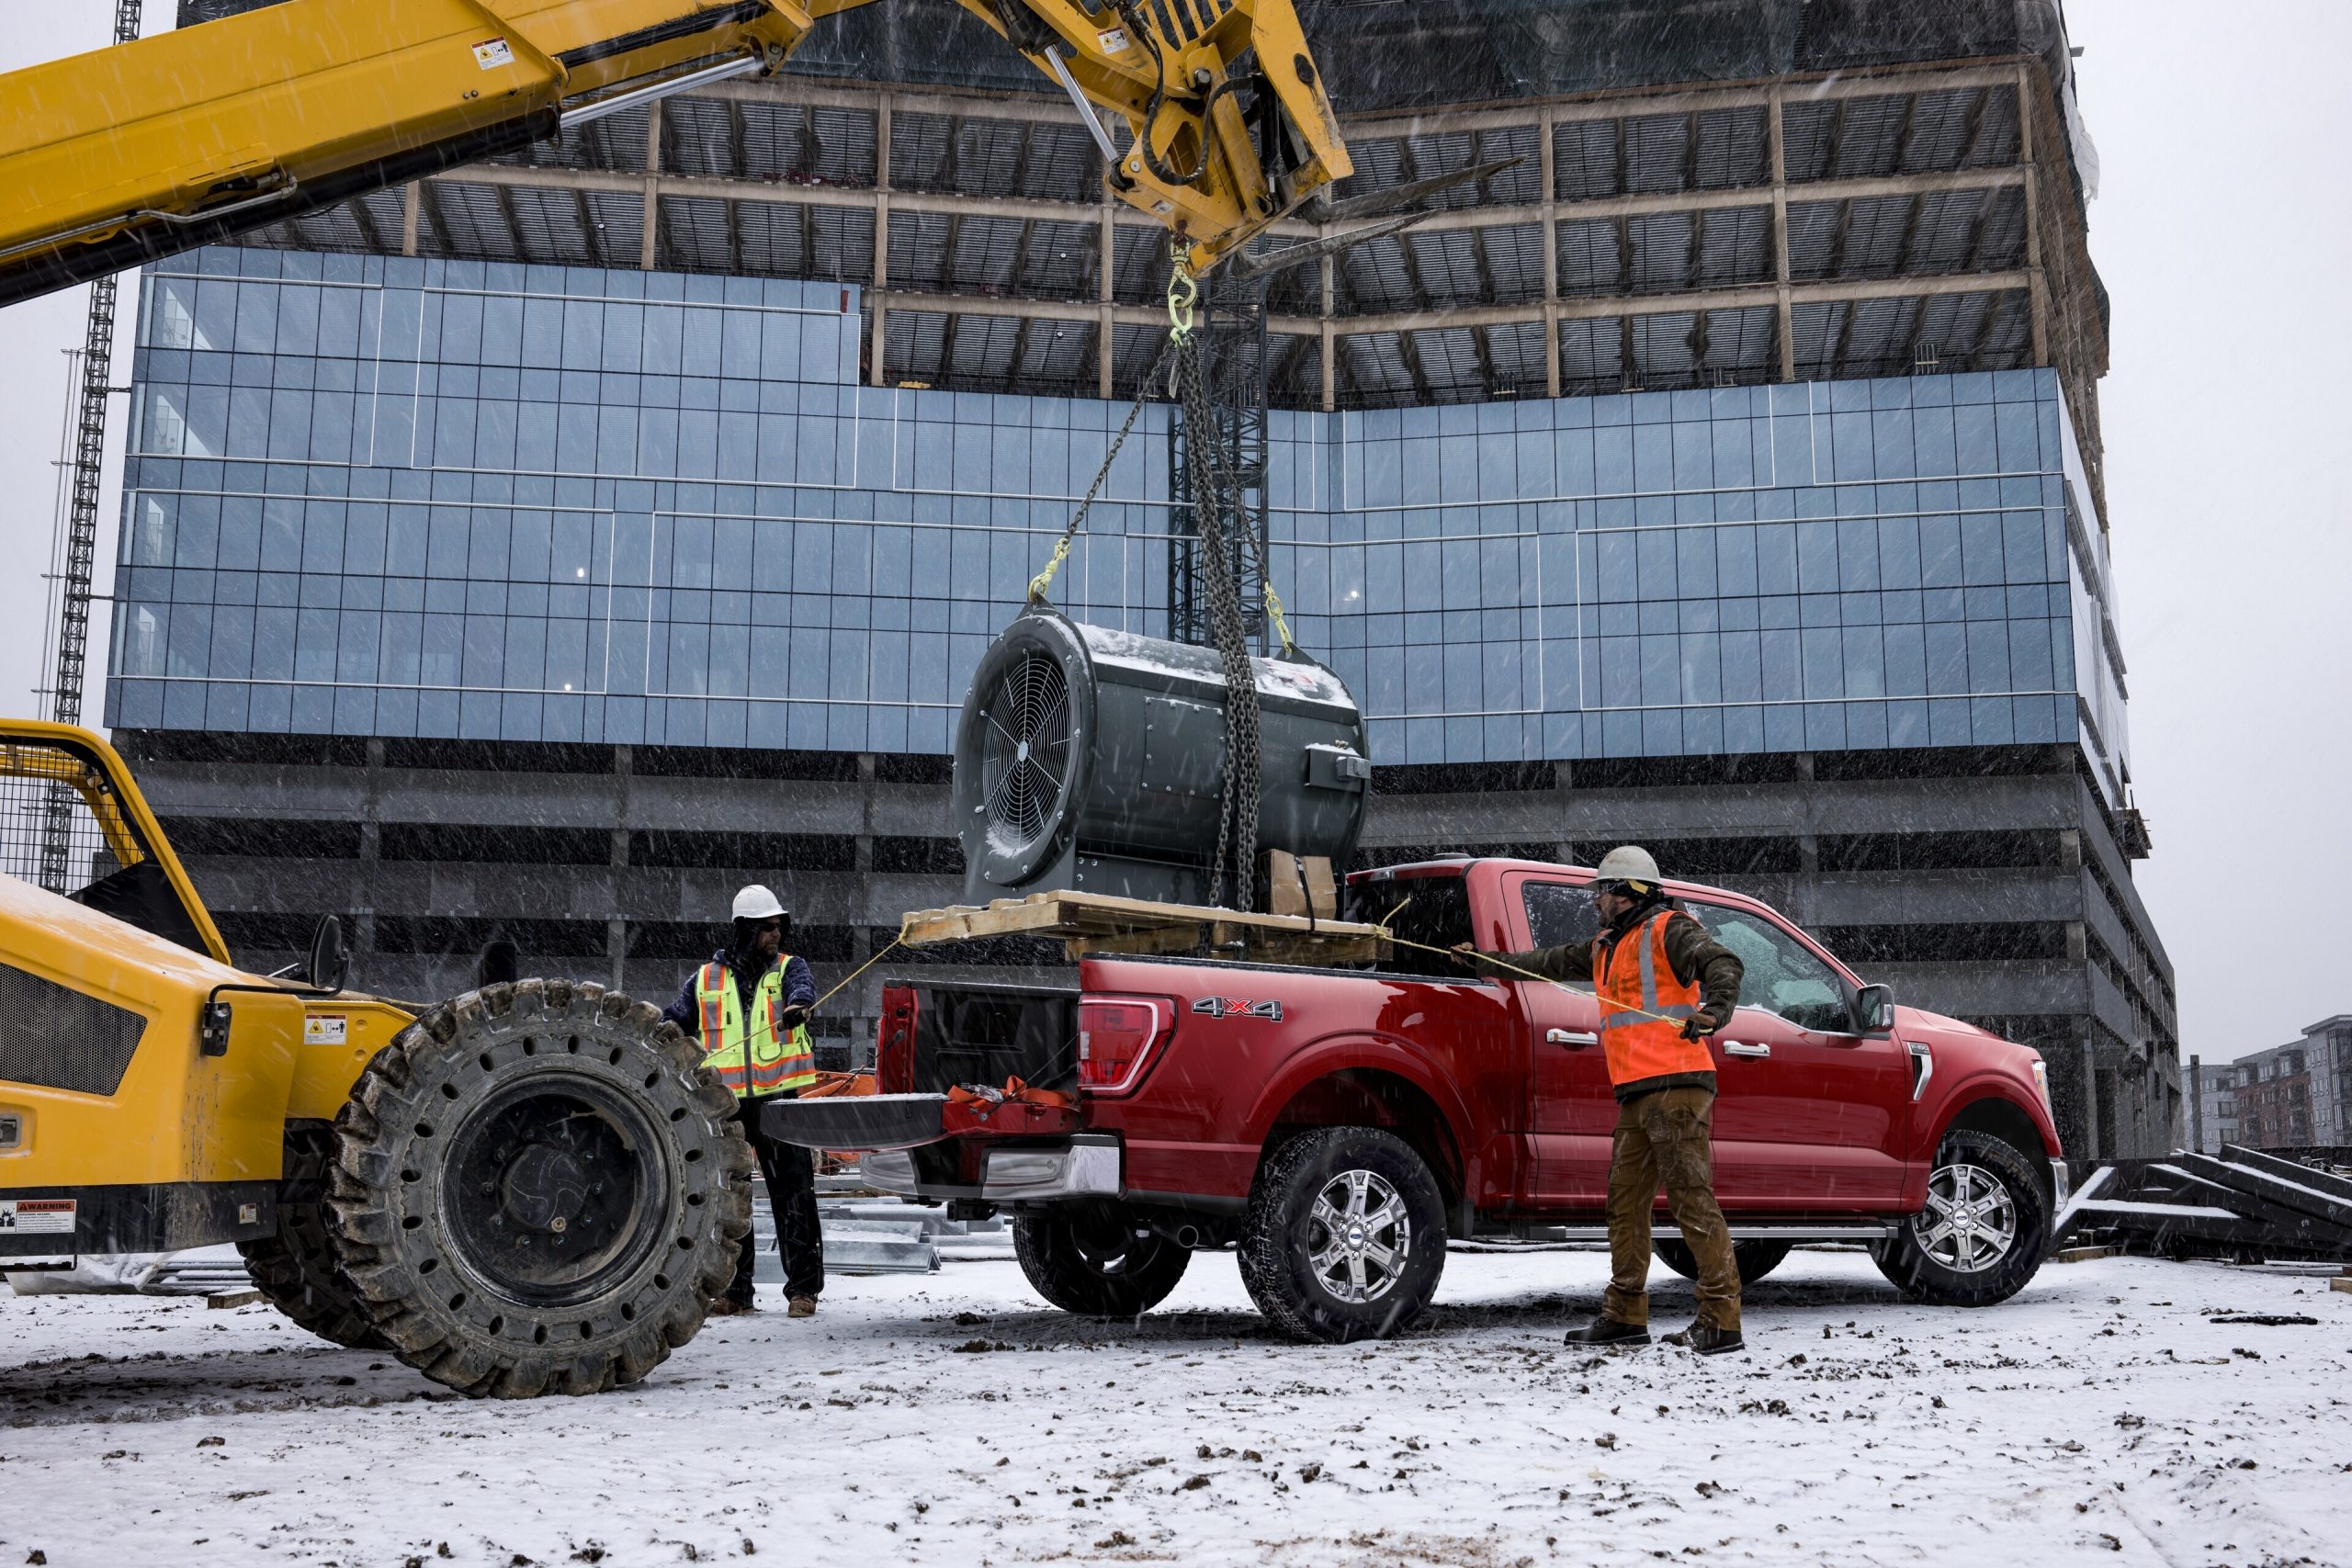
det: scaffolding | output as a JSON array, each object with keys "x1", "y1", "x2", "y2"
[{"x1": 37, "y1": 0, "x2": 141, "y2": 892}]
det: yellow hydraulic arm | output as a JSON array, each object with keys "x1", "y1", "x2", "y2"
[{"x1": 0, "y1": 0, "x2": 1350, "y2": 308}]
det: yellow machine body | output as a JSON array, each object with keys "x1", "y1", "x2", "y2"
[
  {"x1": 0, "y1": 0, "x2": 1346, "y2": 304},
  {"x1": 0, "y1": 722, "x2": 407, "y2": 1257}
]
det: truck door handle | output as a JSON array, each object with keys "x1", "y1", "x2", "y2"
[
  {"x1": 1546, "y1": 1028, "x2": 1599, "y2": 1047},
  {"x1": 1721, "y1": 1040, "x2": 1770, "y2": 1058}
]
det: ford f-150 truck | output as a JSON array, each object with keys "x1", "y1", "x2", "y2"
[{"x1": 765, "y1": 858, "x2": 2070, "y2": 1342}]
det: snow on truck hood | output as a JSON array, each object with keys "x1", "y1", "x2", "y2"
[{"x1": 1077, "y1": 624, "x2": 1357, "y2": 711}]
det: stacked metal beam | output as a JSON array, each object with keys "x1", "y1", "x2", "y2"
[{"x1": 2058, "y1": 1145, "x2": 2352, "y2": 1263}]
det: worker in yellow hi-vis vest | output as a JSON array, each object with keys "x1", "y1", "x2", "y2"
[{"x1": 663, "y1": 884, "x2": 823, "y2": 1317}]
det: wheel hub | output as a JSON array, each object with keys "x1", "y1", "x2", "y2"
[
  {"x1": 1914, "y1": 1160, "x2": 2017, "y2": 1274},
  {"x1": 500, "y1": 1143, "x2": 591, "y2": 1234},
  {"x1": 441, "y1": 1069, "x2": 669, "y2": 1306},
  {"x1": 1306, "y1": 1168, "x2": 1410, "y2": 1305}
]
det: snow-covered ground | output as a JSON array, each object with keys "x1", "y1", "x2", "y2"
[{"x1": 3, "y1": 1247, "x2": 2345, "y2": 1567}]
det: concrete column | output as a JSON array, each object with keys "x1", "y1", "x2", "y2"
[
  {"x1": 1318, "y1": 251, "x2": 1337, "y2": 413},
  {"x1": 609, "y1": 746, "x2": 633, "y2": 990},
  {"x1": 1767, "y1": 85, "x2": 1793, "y2": 381},
  {"x1": 1098, "y1": 168, "x2": 1116, "y2": 400},
  {"x1": 1539, "y1": 104, "x2": 1561, "y2": 398},
  {"x1": 401, "y1": 184, "x2": 421, "y2": 258},
  {"x1": 2016, "y1": 64, "x2": 2051, "y2": 368},
  {"x1": 640, "y1": 104, "x2": 662, "y2": 270},
  {"x1": 2188, "y1": 1055, "x2": 2203, "y2": 1153},
  {"x1": 870, "y1": 94, "x2": 892, "y2": 388},
  {"x1": 2079, "y1": 1038, "x2": 2101, "y2": 1161},
  {"x1": 355, "y1": 737, "x2": 384, "y2": 964}
]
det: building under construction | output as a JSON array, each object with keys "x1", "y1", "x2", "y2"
[{"x1": 106, "y1": 0, "x2": 2179, "y2": 1157}]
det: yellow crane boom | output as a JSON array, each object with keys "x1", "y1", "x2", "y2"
[{"x1": 0, "y1": 0, "x2": 1350, "y2": 307}]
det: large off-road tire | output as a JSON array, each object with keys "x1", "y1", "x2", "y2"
[
  {"x1": 1655, "y1": 1237, "x2": 1792, "y2": 1287},
  {"x1": 237, "y1": 1122, "x2": 389, "y2": 1350},
  {"x1": 1871, "y1": 1127, "x2": 2051, "y2": 1307},
  {"x1": 1239, "y1": 1126, "x2": 1447, "y2": 1344},
  {"x1": 1012, "y1": 1203, "x2": 1190, "y2": 1318},
  {"x1": 327, "y1": 979, "x2": 754, "y2": 1398}
]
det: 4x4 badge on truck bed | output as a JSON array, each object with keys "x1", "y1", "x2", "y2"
[{"x1": 1193, "y1": 997, "x2": 1283, "y2": 1021}]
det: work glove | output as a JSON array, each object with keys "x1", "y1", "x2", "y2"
[
  {"x1": 1679, "y1": 1010, "x2": 1719, "y2": 1042},
  {"x1": 777, "y1": 1005, "x2": 810, "y2": 1031}
]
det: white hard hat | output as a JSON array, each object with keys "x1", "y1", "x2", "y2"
[
  {"x1": 731, "y1": 884, "x2": 786, "y2": 921},
  {"x1": 1592, "y1": 845, "x2": 1662, "y2": 887}
]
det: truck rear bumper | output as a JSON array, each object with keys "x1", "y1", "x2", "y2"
[
  {"x1": 759, "y1": 1091, "x2": 1082, "y2": 1150},
  {"x1": 862, "y1": 1134, "x2": 1122, "y2": 1202}
]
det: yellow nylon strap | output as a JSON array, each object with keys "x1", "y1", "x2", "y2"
[
  {"x1": 1263, "y1": 581, "x2": 1296, "y2": 654},
  {"x1": 1026, "y1": 535, "x2": 1075, "y2": 604}
]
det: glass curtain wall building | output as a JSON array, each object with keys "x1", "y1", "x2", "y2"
[
  {"x1": 114, "y1": 250, "x2": 2126, "y2": 808},
  {"x1": 110, "y1": 0, "x2": 2177, "y2": 1159}
]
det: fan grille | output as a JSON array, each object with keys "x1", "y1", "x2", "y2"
[{"x1": 978, "y1": 650, "x2": 1073, "y2": 850}]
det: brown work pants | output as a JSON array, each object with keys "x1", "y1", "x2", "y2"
[{"x1": 1601, "y1": 1084, "x2": 1740, "y2": 1332}]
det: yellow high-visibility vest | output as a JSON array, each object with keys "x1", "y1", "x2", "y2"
[{"x1": 694, "y1": 958, "x2": 814, "y2": 1098}]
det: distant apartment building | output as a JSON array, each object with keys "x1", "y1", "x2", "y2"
[{"x1": 2192, "y1": 1016, "x2": 2352, "y2": 1154}]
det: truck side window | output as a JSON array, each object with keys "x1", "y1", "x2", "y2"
[
  {"x1": 1682, "y1": 902, "x2": 1849, "y2": 1034},
  {"x1": 1521, "y1": 881, "x2": 1599, "y2": 951}
]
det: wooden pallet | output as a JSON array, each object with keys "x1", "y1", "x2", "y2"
[{"x1": 899, "y1": 888, "x2": 1390, "y2": 965}]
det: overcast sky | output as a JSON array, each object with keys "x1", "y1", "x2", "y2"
[{"x1": 0, "y1": 1, "x2": 2342, "y2": 1064}]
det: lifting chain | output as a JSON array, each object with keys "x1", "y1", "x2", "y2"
[
  {"x1": 1023, "y1": 248, "x2": 1299, "y2": 913},
  {"x1": 1167, "y1": 247, "x2": 1265, "y2": 912}
]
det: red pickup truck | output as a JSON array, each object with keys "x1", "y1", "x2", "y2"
[{"x1": 766, "y1": 858, "x2": 2069, "y2": 1342}]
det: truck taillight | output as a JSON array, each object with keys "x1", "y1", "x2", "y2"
[
  {"x1": 876, "y1": 985, "x2": 918, "y2": 1095},
  {"x1": 1076, "y1": 996, "x2": 1170, "y2": 1093}
]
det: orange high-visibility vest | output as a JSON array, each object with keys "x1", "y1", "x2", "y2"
[
  {"x1": 1594, "y1": 908, "x2": 1715, "y2": 1088},
  {"x1": 695, "y1": 958, "x2": 815, "y2": 1099}
]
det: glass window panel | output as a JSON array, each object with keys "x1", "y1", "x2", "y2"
[{"x1": 1683, "y1": 903, "x2": 1848, "y2": 1032}]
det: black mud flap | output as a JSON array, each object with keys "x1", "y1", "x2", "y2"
[{"x1": 762, "y1": 1092, "x2": 950, "y2": 1151}]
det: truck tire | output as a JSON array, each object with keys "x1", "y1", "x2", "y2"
[
  {"x1": 1240, "y1": 1126, "x2": 1447, "y2": 1344},
  {"x1": 326, "y1": 979, "x2": 754, "y2": 1398},
  {"x1": 237, "y1": 1122, "x2": 388, "y2": 1351},
  {"x1": 1871, "y1": 1127, "x2": 2051, "y2": 1307},
  {"x1": 1655, "y1": 1237, "x2": 1791, "y2": 1287},
  {"x1": 1012, "y1": 1203, "x2": 1190, "y2": 1318}
]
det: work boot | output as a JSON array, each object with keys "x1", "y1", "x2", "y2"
[
  {"x1": 1664, "y1": 1322, "x2": 1744, "y2": 1356},
  {"x1": 787, "y1": 1295, "x2": 818, "y2": 1319},
  {"x1": 1562, "y1": 1317, "x2": 1651, "y2": 1348},
  {"x1": 707, "y1": 1297, "x2": 754, "y2": 1318}
]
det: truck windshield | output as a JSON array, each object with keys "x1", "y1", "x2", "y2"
[{"x1": 1347, "y1": 873, "x2": 1471, "y2": 977}]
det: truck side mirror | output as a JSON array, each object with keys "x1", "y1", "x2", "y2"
[
  {"x1": 1852, "y1": 982, "x2": 1894, "y2": 1036},
  {"x1": 307, "y1": 913, "x2": 351, "y2": 993}
]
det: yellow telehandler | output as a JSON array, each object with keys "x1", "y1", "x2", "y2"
[{"x1": 0, "y1": 0, "x2": 1355, "y2": 1395}]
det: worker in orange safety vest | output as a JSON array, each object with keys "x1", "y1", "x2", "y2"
[
  {"x1": 1455, "y1": 845, "x2": 1748, "y2": 1354},
  {"x1": 663, "y1": 883, "x2": 823, "y2": 1318}
]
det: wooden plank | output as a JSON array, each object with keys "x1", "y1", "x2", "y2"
[
  {"x1": 899, "y1": 888, "x2": 1388, "y2": 951},
  {"x1": 2051, "y1": 1244, "x2": 2120, "y2": 1264},
  {"x1": 207, "y1": 1288, "x2": 265, "y2": 1309}
]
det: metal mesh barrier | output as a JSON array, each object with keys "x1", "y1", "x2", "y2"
[{"x1": 0, "y1": 746, "x2": 138, "y2": 896}]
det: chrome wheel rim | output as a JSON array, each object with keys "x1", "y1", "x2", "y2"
[
  {"x1": 1914, "y1": 1161, "x2": 2017, "y2": 1273},
  {"x1": 1306, "y1": 1168, "x2": 1410, "y2": 1304}
]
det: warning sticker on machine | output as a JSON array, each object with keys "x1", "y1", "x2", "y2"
[
  {"x1": 0, "y1": 1199, "x2": 74, "y2": 1235},
  {"x1": 473, "y1": 37, "x2": 514, "y2": 70},
  {"x1": 304, "y1": 1014, "x2": 348, "y2": 1046},
  {"x1": 1096, "y1": 27, "x2": 1131, "y2": 52}
]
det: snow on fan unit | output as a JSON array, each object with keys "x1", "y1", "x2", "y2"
[{"x1": 951, "y1": 607, "x2": 1371, "y2": 906}]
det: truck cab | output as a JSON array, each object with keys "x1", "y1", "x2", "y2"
[{"x1": 767, "y1": 857, "x2": 2068, "y2": 1342}]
